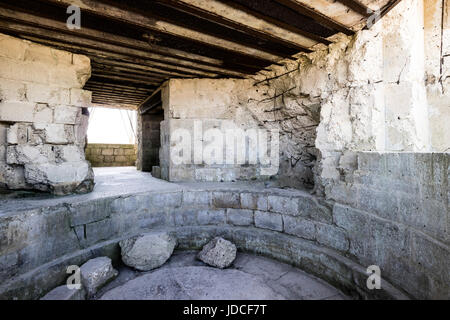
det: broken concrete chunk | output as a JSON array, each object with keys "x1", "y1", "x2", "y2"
[
  {"x1": 197, "y1": 237, "x2": 237, "y2": 269},
  {"x1": 119, "y1": 232, "x2": 177, "y2": 271},
  {"x1": 80, "y1": 257, "x2": 118, "y2": 297},
  {"x1": 40, "y1": 285, "x2": 86, "y2": 300}
]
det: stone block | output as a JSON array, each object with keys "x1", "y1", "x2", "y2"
[
  {"x1": 255, "y1": 211, "x2": 283, "y2": 232},
  {"x1": 226, "y1": 208, "x2": 254, "y2": 226},
  {"x1": 0, "y1": 102, "x2": 35, "y2": 122},
  {"x1": 34, "y1": 103, "x2": 54, "y2": 123},
  {"x1": 24, "y1": 161, "x2": 94, "y2": 195},
  {"x1": 49, "y1": 66, "x2": 88, "y2": 88},
  {"x1": 283, "y1": 216, "x2": 316, "y2": 240},
  {"x1": 80, "y1": 257, "x2": 118, "y2": 297},
  {"x1": 194, "y1": 168, "x2": 222, "y2": 182},
  {"x1": 7, "y1": 144, "x2": 55, "y2": 165},
  {"x1": 115, "y1": 155, "x2": 127, "y2": 162},
  {"x1": 183, "y1": 191, "x2": 211, "y2": 206},
  {"x1": 24, "y1": 43, "x2": 71, "y2": 65},
  {"x1": 0, "y1": 33, "x2": 28, "y2": 60},
  {"x1": 169, "y1": 167, "x2": 195, "y2": 181},
  {"x1": 0, "y1": 79, "x2": 27, "y2": 101},
  {"x1": 26, "y1": 84, "x2": 71, "y2": 105},
  {"x1": 113, "y1": 148, "x2": 124, "y2": 156},
  {"x1": 55, "y1": 145, "x2": 84, "y2": 162},
  {"x1": 0, "y1": 123, "x2": 6, "y2": 144},
  {"x1": 333, "y1": 204, "x2": 372, "y2": 259},
  {"x1": 212, "y1": 191, "x2": 240, "y2": 209},
  {"x1": 123, "y1": 148, "x2": 135, "y2": 156},
  {"x1": 268, "y1": 195, "x2": 298, "y2": 216},
  {"x1": 315, "y1": 223, "x2": 349, "y2": 252},
  {"x1": 70, "y1": 88, "x2": 92, "y2": 107},
  {"x1": 0, "y1": 145, "x2": 5, "y2": 161},
  {"x1": 101, "y1": 149, "x2": 114, "y2": 156},
  {"x1": 149, "y1": 191, "x2": 182, "y2": 208},
  {"x1": 197, "y1": 209, "x2": 226, "y2": 225},
  {"x1": 0, "y1": 59, "x2": 50, "y2": 84},
  {"x1": 240, "y1": 192, "x2": 268, "y2": 211},
  {"x1": 54, "y1": 106, "x2": 81, "y2": 125},
  {"x1": 197, "y1": 237, "x2": 237, "y2": 269},
  {"x1": 152, "y1": 166, "x2": 161, "y2": 179},
  {"x1": 69, "y1": 198, "x2": 112, "y2": 226},
  {"x1": 0, "y1": 163, "x2": 27, "y2": 189},
  {"x1": 32, "y1": 123, "x2": 73, "y2": 144},
  {"x1": 6, "y1": 124, "x2": 27, "y2": 145},
  {"x1": 174, "y1": 209, "x2": 198, "y2": 226}
]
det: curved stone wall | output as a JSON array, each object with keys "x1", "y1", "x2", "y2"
[{"x1": 0, "y1": 186, "x2": 411, "y2": 300}]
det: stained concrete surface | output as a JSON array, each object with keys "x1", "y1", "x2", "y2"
[
  {"x1": 97, "y1": 251, "x2": 347, "y2": 300},
  {"x1": 0, "y1": 167, "x2": 290, "y2": 215}
]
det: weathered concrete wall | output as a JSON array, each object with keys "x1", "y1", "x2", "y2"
[
  {"x1": 425, "y1": 0, "x2": 450, "y2": 152},
  {"x1": 136, "y1": 113, "x2": 162, "y2": 172},
  {"x1": 326, "y1": 152, "x2": 449, "y2": 299},
  {"x1": 0, "y1": 33, "x2": 94, "y2": 195},
  {"x1": 160, "y1": 79, "x2": 278, "y2": 183},
  {"x1": 86, "y1": 144, "x2": 136, "y2": 167}
]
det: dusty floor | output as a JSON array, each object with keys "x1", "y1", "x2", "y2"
[{"x1": 97, "y1": 251, "x2": 348, "y2": 300}]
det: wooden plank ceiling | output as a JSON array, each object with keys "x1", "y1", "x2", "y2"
[{"x1": 0, "y1": 0, "x2": 401, "y2": 113}]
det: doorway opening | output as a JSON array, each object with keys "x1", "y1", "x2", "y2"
[{"x1": 85, "y1": 107, "x2": 137, "y2": 168}]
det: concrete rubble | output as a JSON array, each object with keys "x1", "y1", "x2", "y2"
[
  {"x1": 80, "y1": 257, "x2": 118, "y2": 298},
  {"x1": 119, "y1": 232, "x2": 177, "y2": 271},
  {"x1": 197, "y1": 237, "x2": 237, "y2": 269}
]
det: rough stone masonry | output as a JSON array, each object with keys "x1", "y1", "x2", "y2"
[{"x1": 0, "y1": 33, "x2": 94, "y2": 195}]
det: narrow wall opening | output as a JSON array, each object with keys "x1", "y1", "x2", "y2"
[
  {"x1": 85, "y1": 107, "x2": 137, "y2": 168},
  {"x1": 137, "y1": 89, "x2": 163, "y2": 178}
]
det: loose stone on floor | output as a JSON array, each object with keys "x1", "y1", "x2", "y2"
[
  {"x1": 80, "y1": 257, "x2": 118, "y2": 298},
  {"x1": 119, "y1": 231, "x2": 177, "y2": 271},
  {"x1": 197, "y1": 237, "x2": 237, "y2": 269}
]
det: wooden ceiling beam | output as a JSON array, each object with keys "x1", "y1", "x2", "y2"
[
  {"x1": 336, "y1": 0, "x2": 371, "y2": 17},
  {"x1": 0, "y1": 13, "x2": 250, "y2": 77},
  {"x1": 156, "y1": 0, "x2": 315, "y2": 52},
  {"x1": 0, "y1": 5, "x2": 223, "y2": 66},
  {"x1": 91, "y1": 103, "x2": 138, "y2": 110},
  {"x1": 39, "y1": 0, "x2": 286, "y2": 63},
  {"x1": 23, "y1": 38, "x2": 219, "y2": 77},
  {"x1": 273, "y1": 0, "x2": 353, "y2": 35},
  {"x1": 92, "y1": 74, "x2": 163, "y2": 86},
  {"x1": 90, "y1": 58, "x2": 195, "y2": 79}
]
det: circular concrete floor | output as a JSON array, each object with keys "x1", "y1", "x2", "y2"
[{"x1": 97, "y1": 251, "x2": 348, "y2": 300}]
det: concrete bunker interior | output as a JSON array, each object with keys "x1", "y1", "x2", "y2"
[{"x1": 0, "y1": 0, "x2": 449, "y2": 300}]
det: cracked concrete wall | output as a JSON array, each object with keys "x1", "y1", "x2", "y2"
[
  {"x1": 247, "y1": 0, "x2": 449, "y2": 192},
  {"x1": 0, "y1": 33, "x2": 94, "y2": 195},
  {"x1": 425, "y1": 0, "x2": 450, "y2": 152},
  {"x1": 160, "y1": 0, "x2": 448, "y2": 190}
]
